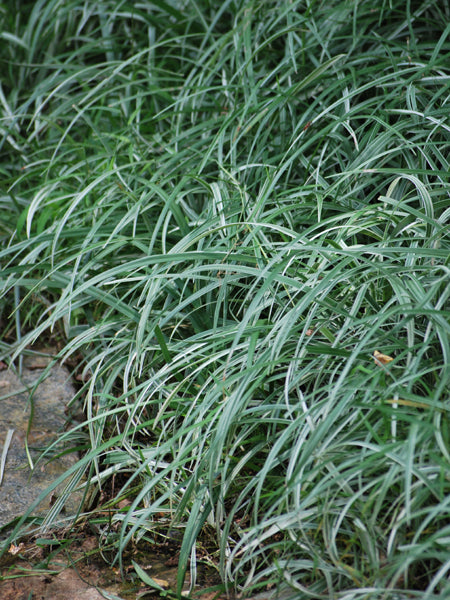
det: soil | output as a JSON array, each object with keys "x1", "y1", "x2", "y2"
[
  {"x1": 0, "y1": 352, "x2": 231, "y2": 599},
  {"x1": 0, "y1": 525, "x2": 227, "y2": 600}
]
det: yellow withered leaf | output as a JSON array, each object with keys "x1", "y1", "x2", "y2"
[
  {"x1": 373, "y1": 350, "x2": 394, "y2": 366},
  {"x1": 385, "y1": 398, "x2": 430, "y2": 409},
  {"x1": 9, "y1": 543, "x2": 25, "y2": 555}
]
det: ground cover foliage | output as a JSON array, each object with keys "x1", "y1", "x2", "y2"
[{"x1": 0, "y1": 0, "x2": 449, "y2": 598}]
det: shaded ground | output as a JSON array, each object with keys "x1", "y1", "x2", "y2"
[
  {"x1": 0, "y1": 354, "x2": 231, "y2": 599},
  {"x1": 1, "y1": 526, "x2": 227, "y2": 599}
]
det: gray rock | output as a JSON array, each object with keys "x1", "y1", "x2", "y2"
[{"x1": 0, "y1": 354, "x2": 83, "y2": 530}]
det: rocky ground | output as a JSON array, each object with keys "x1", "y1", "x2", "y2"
[{"x1": 0, "y1": 353, "x2": 229, "y2": 599}]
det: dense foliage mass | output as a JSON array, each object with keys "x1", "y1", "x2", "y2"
[{"x1": 1, "y1": 1, "x2": 449, "y2": 598}]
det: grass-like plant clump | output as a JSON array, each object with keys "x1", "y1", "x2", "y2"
[{"x1": 1, "y1": 1, "x2": 449, "y2": 598}]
